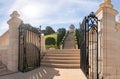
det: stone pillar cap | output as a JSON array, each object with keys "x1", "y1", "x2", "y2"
[
  {"x1": 69, "y1": 24, "x2": 75, "y2": 29},
  {"x1": 41, "y1": 33, "x2": 44, "y2": 36},
  {"x1": 10, "y1": 11, "x2": 20, "y2": 18},
  {"x1": 104, "y1": 0, "x2": 111, "y2": 3},
  {"x1": 7, "y1": 11, "x2": 23, "y2": 25},
  {"x1": 100, "y1": 0, "x2": 113, "y2": 8}
]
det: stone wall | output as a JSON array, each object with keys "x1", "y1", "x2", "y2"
[
  {"x1": 0, "y1": 30, "x2": 9, "y2": 66},
  {"x1": 0, "y1": 30, "x2": 9, "y2": 46},
  {"x1": 0, "y1": 46, "x2": 8, "y2": 65}
]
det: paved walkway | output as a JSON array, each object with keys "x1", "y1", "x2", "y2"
[{"x1": 0, "y1": 67, "x2": 87, "y2": 79}]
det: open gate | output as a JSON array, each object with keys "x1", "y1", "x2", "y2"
[
  {"x1": 18, "y1": 24, "x2": 41, "y2": 72},
  {"x1": 80, "y1": 12, "x2": 99, "y2": 79}
]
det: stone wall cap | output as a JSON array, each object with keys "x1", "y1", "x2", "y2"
[{"x1": 10, "y1": 11, "x2": 20, "y2": 18}]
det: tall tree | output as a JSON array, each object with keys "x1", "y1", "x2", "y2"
[
  {"x1": 42, "y1": 26, "x2": 55, "y2": 35},
  {"x1": 57, "y1": 28, "x2": 66, "y2": 46},
  {"x1": 57, "y1": 28, "x2": 66, "y2": 34},
  {"x1": 45, "y1": 26, "x2": 55, "y2": 35}
]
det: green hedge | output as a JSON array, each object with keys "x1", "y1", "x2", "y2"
[
  {"x1": 57, "y1": 28, "x2": 66, "y2": 47},
  {"x1": 75, "y1": 29, "x2": 80, "y2": 48},
  {"x1": 45, "y1": 37, "x2": 56, "y2": 45},
  {"x1": 60, "y1": 31, "x2": 69, "y2": 46}
]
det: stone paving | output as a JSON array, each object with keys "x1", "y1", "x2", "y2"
[{"x1": 0, "y1": 67, "x2": 87, "y2": 79}]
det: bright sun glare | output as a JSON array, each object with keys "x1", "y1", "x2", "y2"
[{"x1": 21, "y1": 4, "x2": 42, "y2": 18}]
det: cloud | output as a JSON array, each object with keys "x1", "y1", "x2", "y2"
[
  {"x1": 9, "y1": 0, "x2": 100, "y2": 19},
  {"x1": 0, "y1": 0, "x2": 101, "y2": 35},
  {"x1": 0, "y1": 22, "x2": 9, "y2": 36}
]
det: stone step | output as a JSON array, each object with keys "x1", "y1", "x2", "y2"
[
  {"x1": 63, "y1": 32, "x2": 76, "y2": 49},
  {"x1": 0, "y1": 67, "x2": 7, "y2": 72},
  {"x1": 0, "y1": 64, "x2": 7, "y2": 73},
  {"x1": 0, "y1": 64, "x2": 6, "y2": 69},
  {"x1": 41, "y1": 63, "x2": 80, "y2": 68},
  {"x1": 46, "y1": 52, "x2": 80, "y2": 54},
  {"x1": 0, "y1": 62, "x2": 2, "y2": 65},
  {"x1": 42, "y1": 49, "x2": 81, "y2": 68},
  {"x1": 46, "y1": 51, "x2": 80, "y2": 54},
  {"x1": 45, "y1": 54, "x2": 80, "y2": 57},
  {"x1": 0, "y1": 70, "x2": 13, "y2": 76},
  {"x1": 41, "y1": 59, "x2": 80, "y2": 64},
  {"x1": 46, "y1": 52, "x2": 79, "y2": 54},
  {"x1": 46, "y1": 53, "x2": 80, "y2": 56},
  {"x1": 43, "y1": 56, "x2": 80, "y2": 60},
  {"x1": 0, "y1": 62, "x2": 13, "y2": 76},
  {"x1": 46, "y1": 49, "x2": 80, "y2": 53}
]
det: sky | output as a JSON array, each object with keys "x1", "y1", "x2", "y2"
[{"x1": 0, "y1": 0, "x2": 120, "y2": 35}]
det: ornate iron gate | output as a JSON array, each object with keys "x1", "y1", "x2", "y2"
[
  {"x1": 80, "y1": 12, "x2": 99, "y2": 79},
  {"x1": 18, "y1": 24, "x2": 41, "y2": 72}
]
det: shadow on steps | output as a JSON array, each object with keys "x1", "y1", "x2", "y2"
[{"x1": 0, "y1": 67, "x2": 60, "y2": 79}]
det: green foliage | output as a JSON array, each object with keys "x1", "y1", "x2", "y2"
[
  {"x1": 57, "y1": 28, "x2": 66, "y2": 34},
  {"x1": 42, "y1": 26, "x2": 55, "y2": 35},
  {"x1": 57, "y1": 28, "x2": 66, "y2": 47},
  {"x1": 75, "y1": 29, "x2": 80, "y2": 48},
  {"x1": 20, "y1": 24, "x2": 41, "y2": 34},
  {"x1": 45, "y1": 34, "x2": 57, "y2": 41},
  {"x1": 60, "y1": 31, "x2": 69, "y2": 47},
  {"x1": 45, "y1": 37, "x2": 56, "y2": 45},
  {"x1": 41, "y1": 30, "x2": 46, "y2": 34},
  {"x1": 45, "y1": 34, "x2": 58, "y2": 49}
]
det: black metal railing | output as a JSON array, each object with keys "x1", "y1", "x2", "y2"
[
  {"x1": 80, "y1": 12, "x2": 99, "y2": 79},
  {"x1": 18, "y1": 24, "x2": 41, "y2": 72}
]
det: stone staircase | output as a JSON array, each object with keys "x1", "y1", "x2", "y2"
[
  {"x1": 63, "y1": 32, "x2": 75, "y2": 49},
  {"x1": 0, "y1": 61, "x2": 12, "y2": 76},
  {"x1": 0, "y1": 61, "x2": 7, "y2": 72},
  {"x1": 41, "y1": 49, "x2": 80, "y2": 68}
]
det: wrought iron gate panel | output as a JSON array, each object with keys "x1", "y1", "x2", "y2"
[
  {"x1": 80, "y1": 12, "x2": 99, "y2": 79},
  {"x1": 18, "y1": 24, "x2": 41, "y2": 72}
]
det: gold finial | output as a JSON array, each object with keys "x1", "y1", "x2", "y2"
[
  {"x1": 10, "y1": 11, "x2": 20, "y2": 18},
  {"x1": 104, "y1": 0, "x2": 111, "y2": 3}
]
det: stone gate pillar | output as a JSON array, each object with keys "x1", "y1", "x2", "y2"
[
  {"x1": 41, "y1": 34, "x2": 46, "y2": 57},
  {"x1": 96, "y1": 0, "x2": 118, "y2": 79},
  {"x1": 7, "y1": 11, "x2": 23, "y2": 72}
]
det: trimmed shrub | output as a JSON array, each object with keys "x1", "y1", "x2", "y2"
[
  {"x1": 45, "y1": 37, "x2": 56, "y2": 45},
  {"x1": 75, "y1": 29, "x2": 80, "y2": 48},
  {"x1": 57, "y1": 28, "x2": 66, "y2": 46}
]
